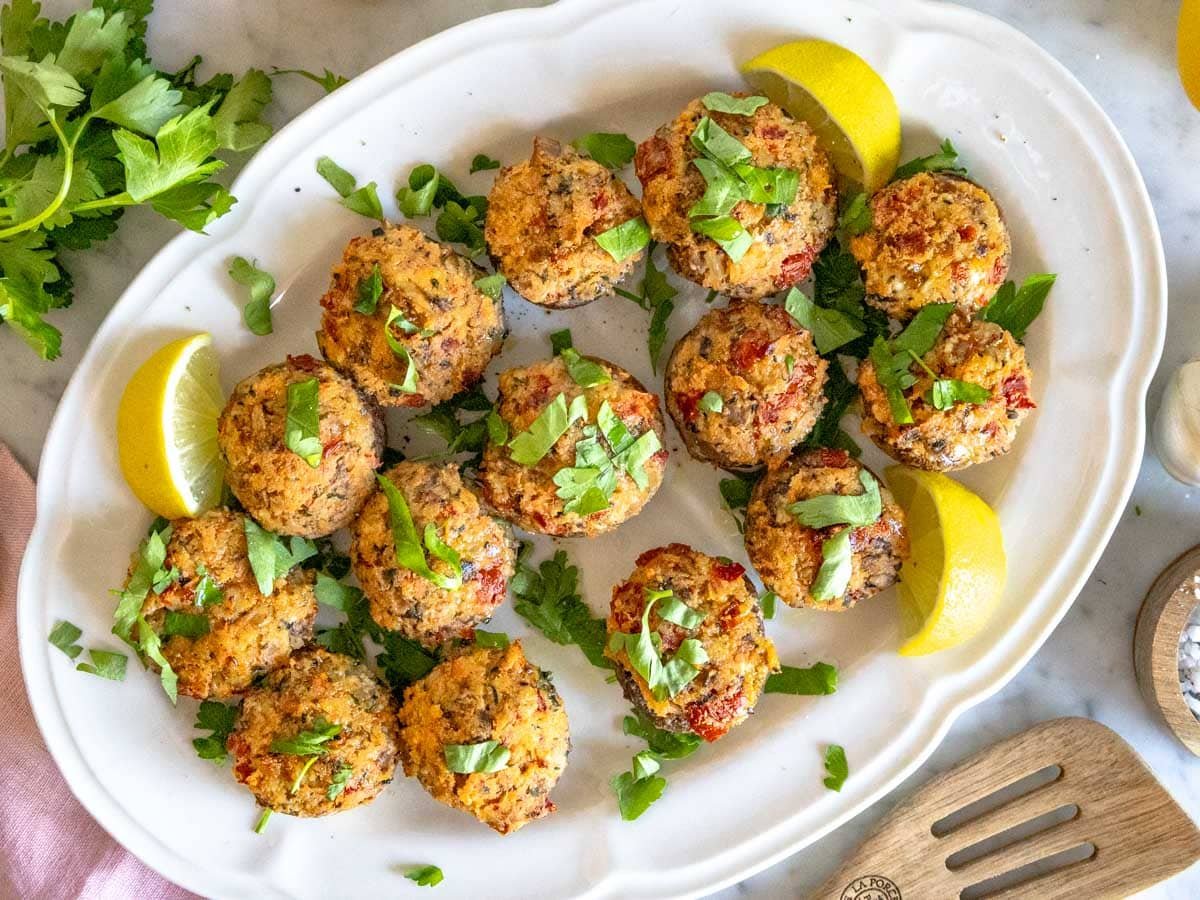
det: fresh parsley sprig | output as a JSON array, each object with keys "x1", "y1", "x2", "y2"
[
  {"x1": 892, "y1": 138, "x2": 966, "y2": 182},
  {"x1": 867, "y1": 303, "x2": 956, "y2": 425},
  {"x1": 271, "y1": 66, "x2": 347, "y2": 93},
  {"x1": 511, "y1": 546, "x2": 609, "y2": 670},
  {"x1": 110, "y1": 520, "x2": 179, "y2": 701},
  {"x1": 981, "y1": 273, "x2": 1056, "y2": 341},
  {"x1": 376, "y1": 473, "x2": 463, "y2": 590},
  {"x1": 192, "y1": 699, "x2": 238, "y2": 763},
  {"x1": 614, "y1": 242, "x2": 678, "y2": 373}
]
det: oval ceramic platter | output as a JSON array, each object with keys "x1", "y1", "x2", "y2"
[{"x1": 17, "y1": 0, "x2": 1164, "y2": 897}]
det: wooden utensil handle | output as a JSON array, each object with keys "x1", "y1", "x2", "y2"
[{"x1": 813, "y1": 868, "x2": 905, "y2": 900}]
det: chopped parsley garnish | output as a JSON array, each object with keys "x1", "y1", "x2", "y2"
[
  {"x1": 929, "y1": 376, "x2": 991, "y2": 411},
  {"x1": 470, "y1": 153, "x2": 501, "y2": 172},
  {"x1": 383, "y1": 305, "x2": 421, "y2": 394},
  {"x1": 811, "y1": 528, "x2": 854, "y2": 603},
  {"x1": 473, "y1": 629, "x2": 510, "y2": 649},
  {"x1": 253, "y1": 808, "x2": 272, "y2": 834},
  {"x1": 284, "y1": 377, "x2": 322, "y2": 467},
  {"x1": 110, "y1": 521, "x2": 180, "y2": 701},
  {"x1": 690, "y1": 214, "x2": 752, "y2": 262},
  {"x1": 553, "y1": 331, "x2": 611, "y2": 388},
  {"x1": 802, "y1": 358, "x2": 862, "y2": 457},
  {"x1": 718, "y1": 469, "x2": 761, "y2": 533},
  {"x1": 376, "y1": 474, "x2": 463, "y2": 590},
  {"x1": 75, "y1": 649, "x2": 127, "y2": 681},
  {"x1": 572, "y1": 132, "x2": 636, "y2": 169},
  {"x1": 784, "y1": 287, "x2": 864, "y2": 356},
  {"x1": 981, "y1": 274, "x2": 1056, "y2": 341},
  {"x1": 787, "y1": 469, "x2": 882, "y2": 528},
  {"x1": 623, "y1": 709, "x2": 701, "y2": 759},
  {"x1": 823, "y1": 744, "x2": 849, "y2": 791},
  {"x1": 507, "y1": 392, "x2": 588, "y2": 465},
  {"x1": 594, "y1": 216, "x2": 651, "y2": 262},
  {"x1": 271, "y1": 67, "x2": 348, "y2": 93},
  {"x1": 765, "y1": 661, "x2": 838, "y2": 695},
  {"x1": 702, "y1": 92, "x2": 769, "y2": 115},
  {"x1": 270, "y1": 719, "x2": 341, "y2": 756},
  {"x1": 412, "y1": 384, "x2": 495, "y2": 469},
  {"x1": 511, "y1": 547, "x2": 609, "y2": 670},
  {"x1": 552, "y1": 399, "x2": 661, "y2": 515},
  {"x1": 243, "y1": 520, "x2": 317, "y2": 595},
  {"x1": 315, "y1": 155, "x2": 383, "y2": 220},
  {"x1": 193, "y1": 565, "x2": 223, "y2": 607},
  {"x1": 607, "y1": 594, "x2": 708, "y2": 701},
  {"x1": 892, "y1": 138, "x2": 967, "y2": 181},
  {"x1": 228, "y1": 256, "x2": 275, "y2": 336},
  {"x1": 654, "y1": 591, "x2": 706, "y2": 629},
  {"x1": 354, "y1": 263, "x2": 383, "y2": 314},
  {"x1": 405, "y1": 865, "x2": 445, "y2": 887},
  {"x1": 698, "y1": 391, "x2": 723, "y2": 414},
  {"x1": 839, "y1": 191, "x2": 872, "y2": 236},
  {"x1": 444, "y1": 739, "x2": 510, "y2": 774},
  {"x1": 162, "y1": 610, "x2": 210, "y2": 638},
  {"x1": 327, "y1": 763, "x2": 352, "y2": 800},
  {"x1": 435, "y1": 199, "x2": 486, "y2": 256},
  {"x1": 473, "y1": 272, "x2": 506, "y2": 300},
  {"x1": 487, "y1": 410, "x2": 508, "y2": 445},
  {"x1": 615, "y1": 242, "x2": 678, "y2": 373},
  {"x1": 396, "y1": 164, "x2": 441, "y2": 218},
  {"x1": 48, "y1": 620, "x2": 83, "y2": 659},
  {"x1": 760, "y1": 591, "x2": 778, "y2": 620},
  {"x1": 192, "y1": 700, "x2": 238, "y2": 763},
  {"x1": 868, "y1": 303, "x2": 956, "y2": 424},
  {"x1": 690, "y1": 116, "x2": 751, "y2": 166},
  {"x1": 611, "y1": 753, "x2": 666, "y2": 820}
]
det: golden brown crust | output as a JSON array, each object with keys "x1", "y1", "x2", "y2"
[
  {"x1": 316, "y1": 224, "x2": 506, "y2": 408},
  {"x1": 849, "y1": 173, "x2": 1011, "y2": 320},
  {"x1": 665, "y1": 301, "x2": 827, "y2": 469},
  {"x1": 227, "y1": 648, "x2": 400, "y2": 817},
  {"x1": 485, "y1": 137, "x2": 644, "y2": 308},
  {"x1": 604, "y1": 543, "x2": 778, "y2": 742},
  {"x1": 137, "y1": 510, "x2": 318, "y2": 700},
  {"x1": 397, "y1": 642, "x2": 569, "y2": 834},
  {"x1": 857, "y1": 312, "x2": 1035, "y2": 471},
  {"x1": 744, "y1": 450, "x2": 908, "y2": 610},
  {"x1": 350, "y1": 461, "x2": 517, "y2": 647},
  {"x1": 478, "y1": 356, "x2": 667, "y2": 536},
  {"x1": 217, "y1": 355, "x2": 384, "y2": 538},
  {"x1": 635, "y1": 95, "x2": 837, "y2": 300}
]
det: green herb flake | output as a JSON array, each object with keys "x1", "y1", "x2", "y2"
[
  {"x1": 192, "y1": 699, "x2": 238, "y2": 763},
  {"x1": 609, "y1": 595, "x2": 706, "y2": 701},
  {"x1": 48, "y1": 619, "x2": 83, "y2": 660},
  {"x1": 784, "y1": 287, "x2": 865, "y2": 356},
  {"x1": 470, "y1": 153, "x2": 501, "y2": 173},
  {"x1": 253, "y1": 808, "x2": 272, "y2": 834},
  {"x1": 760, "y1": 591, "x2": 778, "y2": 620},
  {"x1": 787, "y1": 470, "x2": 882, "y2": 528},
  {"x1": 435, "y1": 199, "x2": 486, "y2": 255},
  {"x1": 823, "y1": 744, "x2": 849, "y2": 791},
  {"x1": 284, "y1": 377, "x2": 323, "y2": 467},
  {"x1": 981, "y1": 273, "x2": 1056, "y2": 342},
  {"x1": 405, "y1": 865, "x2": 445, "y2": 887},
  {"x1": 473, "y1": 629, "x2": 510, "y2": 649},
  {"x1": 511, "y1": 548, "x2": 610, "y2": 670},
  {"x1": 765, "y1": 661, "x2": 838, "y2": 695},
  {"x1": 929, "y1": 377, "x2": 991, "y2": 410},
  {"x1": 698, "y1": 391, "x2": 724, "y2": 414},
  {"x1": 326, "y1": 763, "x2": 352, "y2": 800},
  {"x1": 623, "y1": 709, "x2": 701, "y2": 759},
  {"x1": 810, "y1": 528, "x2": 854, "y2": 603},
  {"x1": 243, "y1": 519, "x2": 317, "y2": 595},
  {"x1": 193, "y1": 565, "x2": 223, "y2": 607},
  {"x1": 228, "y1": 256, "x2": 275, "y2": 336},
  {"x1": 473, "y1": 272, "x2": 506, "y2": 300},
  {"x1": 507, "y1": 393, "x2": 587, "y2": 466},
  {"x1": 444, "y1": 739, "x2": 510, "y2": 774},
  {"x1": 162, "y1": 610, "x2": 210, "y2": 638},
  {"x1": 75, "y1": 648, "x2": 127, "y2": 681},
  {"x1": 383, "y1": 305, "x2": 421, "y2": 394},
  {"x1": 892, "y1": 138, "x2": 966, "y2": 182},
  {"x1": 376, "y1": 473, "x2": 464, "y2": 590},
  {"x1": 354, "y1": 263, "x2": 383, "y2": 314},
  {"x1": 315, "y1": 155, "x2": 383, "y2": 220},
  {"x1": 270, "y1": 718, "x2": 342, "y2": 756},
  {"x1": 572, "y1": 131, "x2": 636, "y2": 169},
  {"x1": 839, "y1": 191, "x2": 872, "y2": 236},
  {"x1": 655, "y1": 592, "x2": 705, "y2": 629},
  {"x1": 611, "y1": 765, "x2": 666, "y2": 821},
  {"x1": 560, "y1": 347, "x2": 611, "y2": 388},
  {"x1": 690, "y1": 214, "x2": 752, "y2": 262},
  {"x1": 594, "y1": 216, "x2": 651, "y2": 262},
  {"x1": 702, "y1": 92, "x2": 769, "y2": 115},
  {"x1": 690, "y1": 116, "x2": 752, "y2": 167}
]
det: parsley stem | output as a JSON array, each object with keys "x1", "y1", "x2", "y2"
[
  {"x1": 70, "y1": 192, "x2": 135, "y2": 214},
  {"x1": 905, "y1": 348, "x2": 938, "y2": 381},
  {"x1": 0, "y1": 110, "x2": 92, "y2": 241}
]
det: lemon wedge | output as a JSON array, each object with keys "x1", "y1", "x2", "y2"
[
  {"x1": 742, "y1": 39, "x2": 901, "y2": 193},
  {"x1": 1181, "y1": 0, "x2": 1200, "y2": 111},
  {"x1": 885, "y1": 466, "x2": 1007, "y2": 656},
  {"x1": 117, "y1": 333, "x2": 225, "y2": 518}
]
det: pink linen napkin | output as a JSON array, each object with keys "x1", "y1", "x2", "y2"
[{"x1": 0, "y1": 443, "x2": 197, "y2": 900}]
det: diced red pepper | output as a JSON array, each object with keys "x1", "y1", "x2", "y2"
[{"x1": 634, "y1": 136, "x2": 670, "y2": 183}]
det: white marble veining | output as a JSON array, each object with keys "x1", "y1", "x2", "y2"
[{"x1": 2, "y1": 0, "x2": 1199, "y2": 896}]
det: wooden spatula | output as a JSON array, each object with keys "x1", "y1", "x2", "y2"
[{"x1": 814, "y1": 717, "x2": 1200, "y2": 899}]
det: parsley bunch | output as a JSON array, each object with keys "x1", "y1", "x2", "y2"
[{"x1": 0, "y1": 0, "x2": 275, "y2": 360}]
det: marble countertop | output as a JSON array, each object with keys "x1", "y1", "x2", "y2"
[{"x1": 3, "y1": 0, "x2": 1199, "y2": 897}]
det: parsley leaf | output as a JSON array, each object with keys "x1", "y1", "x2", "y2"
[
  {"x1": 760, "y1": 590, "x2": 778, "y2": 620},
  {"x1": 655, "y1": 592, "x2": 705, "y2": 629},
  {"x1": 383, "y1": 305, "x2": 420, "y2": 393},
  {"x1": 473, "y1": 272, "x2": 506, "y2": 300},
  {"x1": 611, "y1": 762, "x2": 666, "y2": 821},
  {"x1": 354, "y1": 263, "x2": 383, "y2": 314},
  {"x1": 212, "y1": 69, "x2": 272, "y2": 152},
  {"x1": 616, "y1": 243, "x2": 678, "y2": 373},
  {"x1": 810, "y1": 528, "x2": 854, "y2": 602},
  {"x1": 326, "y1": 763, "x2": 352, "y2": 800},
  {"x1": 162, "y1": 610, "x2": 210, "y2": 638},
  {"x1": 193, "y1": 565, "x2": 223, "y2": 607},
  {"x1": 473, "y1": 629, "x2": 510, "y2": 649},
  {"x1": 594, "y1": 216, "x2": 651, "y2": 262},
  {"x1": 823, "y1": 744, "x2": 849, "y2": 791},
  {"x1": 395, "y1": 163, "x2": 440, "y2": 218},
  {"x1": 243, "y1": 519, "x2": 316, "y2": 595},
  {"x1": 228, "y1": 256, "x2": 274, "y2": 336},
  {"x1": 376, "y1": 473, "x2": 463, "y2": 590},
  {"x1": 405, "y1": 865, "x2": 444, "y2": 887},
  {"x1": 787, "y1": 470, "x2": 882, "y2": 528},
  {"x1": 376, "y1": 629, "x2": 439, "y2": 691},
  {"x1": 608, "y1": 595, "x2": 707, "y2": 701},
  {"x1": 690, "y1": 214, "x2": 752, "y2": 262},
  {"x1": 572, "y1": 132, "x2": 636, "y2": 169},
  {"x1": 435, "y1": 199, "x2": 486, "y2": 255},
  {"x1": 784, "y1": 287, "x2": 865, "y2": 356},
  {"x1": 192, "y1": 699, "x2": 238, "y2": 763},
  {"x1": 315, "y1": 155, "x2": 383, "y2": 220},
  {"x1": 839, "y1": 191, "x2": 872, "y2": 236},
  {"x1": 802, "y1": 358, "x2": 861, "y2": 457},
  {"x1": 560, "y1": 348, "x2": 611, "y2": 388},
  {"x1": 867, "y1": 304, "x2": 956, "y2": 424},
  {"x1": 765, "y1": 662, "x2": 838, "y2": 695},
  {"x1": 892, "y1": 138, "x2": 967, "y2": 181},
  {"x1": 284, "y1": 377, "x2": 323, "y2": 467},
  {"x1": 690, "y1": 116, "x2": 751, "y2": 167},
  {"x1": 718, "y1": 469, "x2": 761, "y2": 533},
  {"x1": 48, "y1": 619, "x2": 83, "y2": 659},
  {"x1": 702, "y1": 92, "x2": 768, "y2": 116},
  {"x1": 470, "y1": 152, "x2": 500, "y2": 173},
  {"x1": 75, "y1": 648, "x2": 127, "y2": 681},
  {"x1": 444, "y1": 740, "x2": 510, "y2": 774},
  {"x1": 929, "y1": 377, "x2": 991, "y2": 410},
  {"x1": 412, "y1": 385, "x2": 495, "y2": 468},
  {"x1": 271, "y1": 67, "x2": 348, "y2": 93},
  {"x1": 270, "y1": 719, "x2": 341, "y2": 755},
  {"x1": 698, "y1": 391, "x2": 723, "y2": 414},
  {"x1": 507, "y1": 392, "x2": 587, "y2": 465},
  {"x1": 511, "y1": 547, "x2": 610, "y2": 670},
  {"x1": 980, "y1": 273, "x2": 1056, "y2": 341},
  {"x1": 622, "y1": 709, "x2": 701, "y2": 759}
]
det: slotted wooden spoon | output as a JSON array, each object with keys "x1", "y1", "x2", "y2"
[{"x1": 814, "y1": 718, "x2": 1200, "y2": 899}]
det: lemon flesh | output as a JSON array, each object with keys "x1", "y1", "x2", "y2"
[
  {"x1": 885, "y1": 466, "x2": 1007, "y2": 656},
  {"x1": 117, "y1": 333, "x2": 225, "y2": 519},
  {"x1": 742, "y1": 39, "x2": 901, "y2": 193},
  {"x1": 1181, "y1": 0, "x2": 1200, "y2": 111}
]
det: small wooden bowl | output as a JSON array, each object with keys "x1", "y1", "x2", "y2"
[{"x1": 1134, "y1": 545, "x2": 1200, "y2": 756}]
